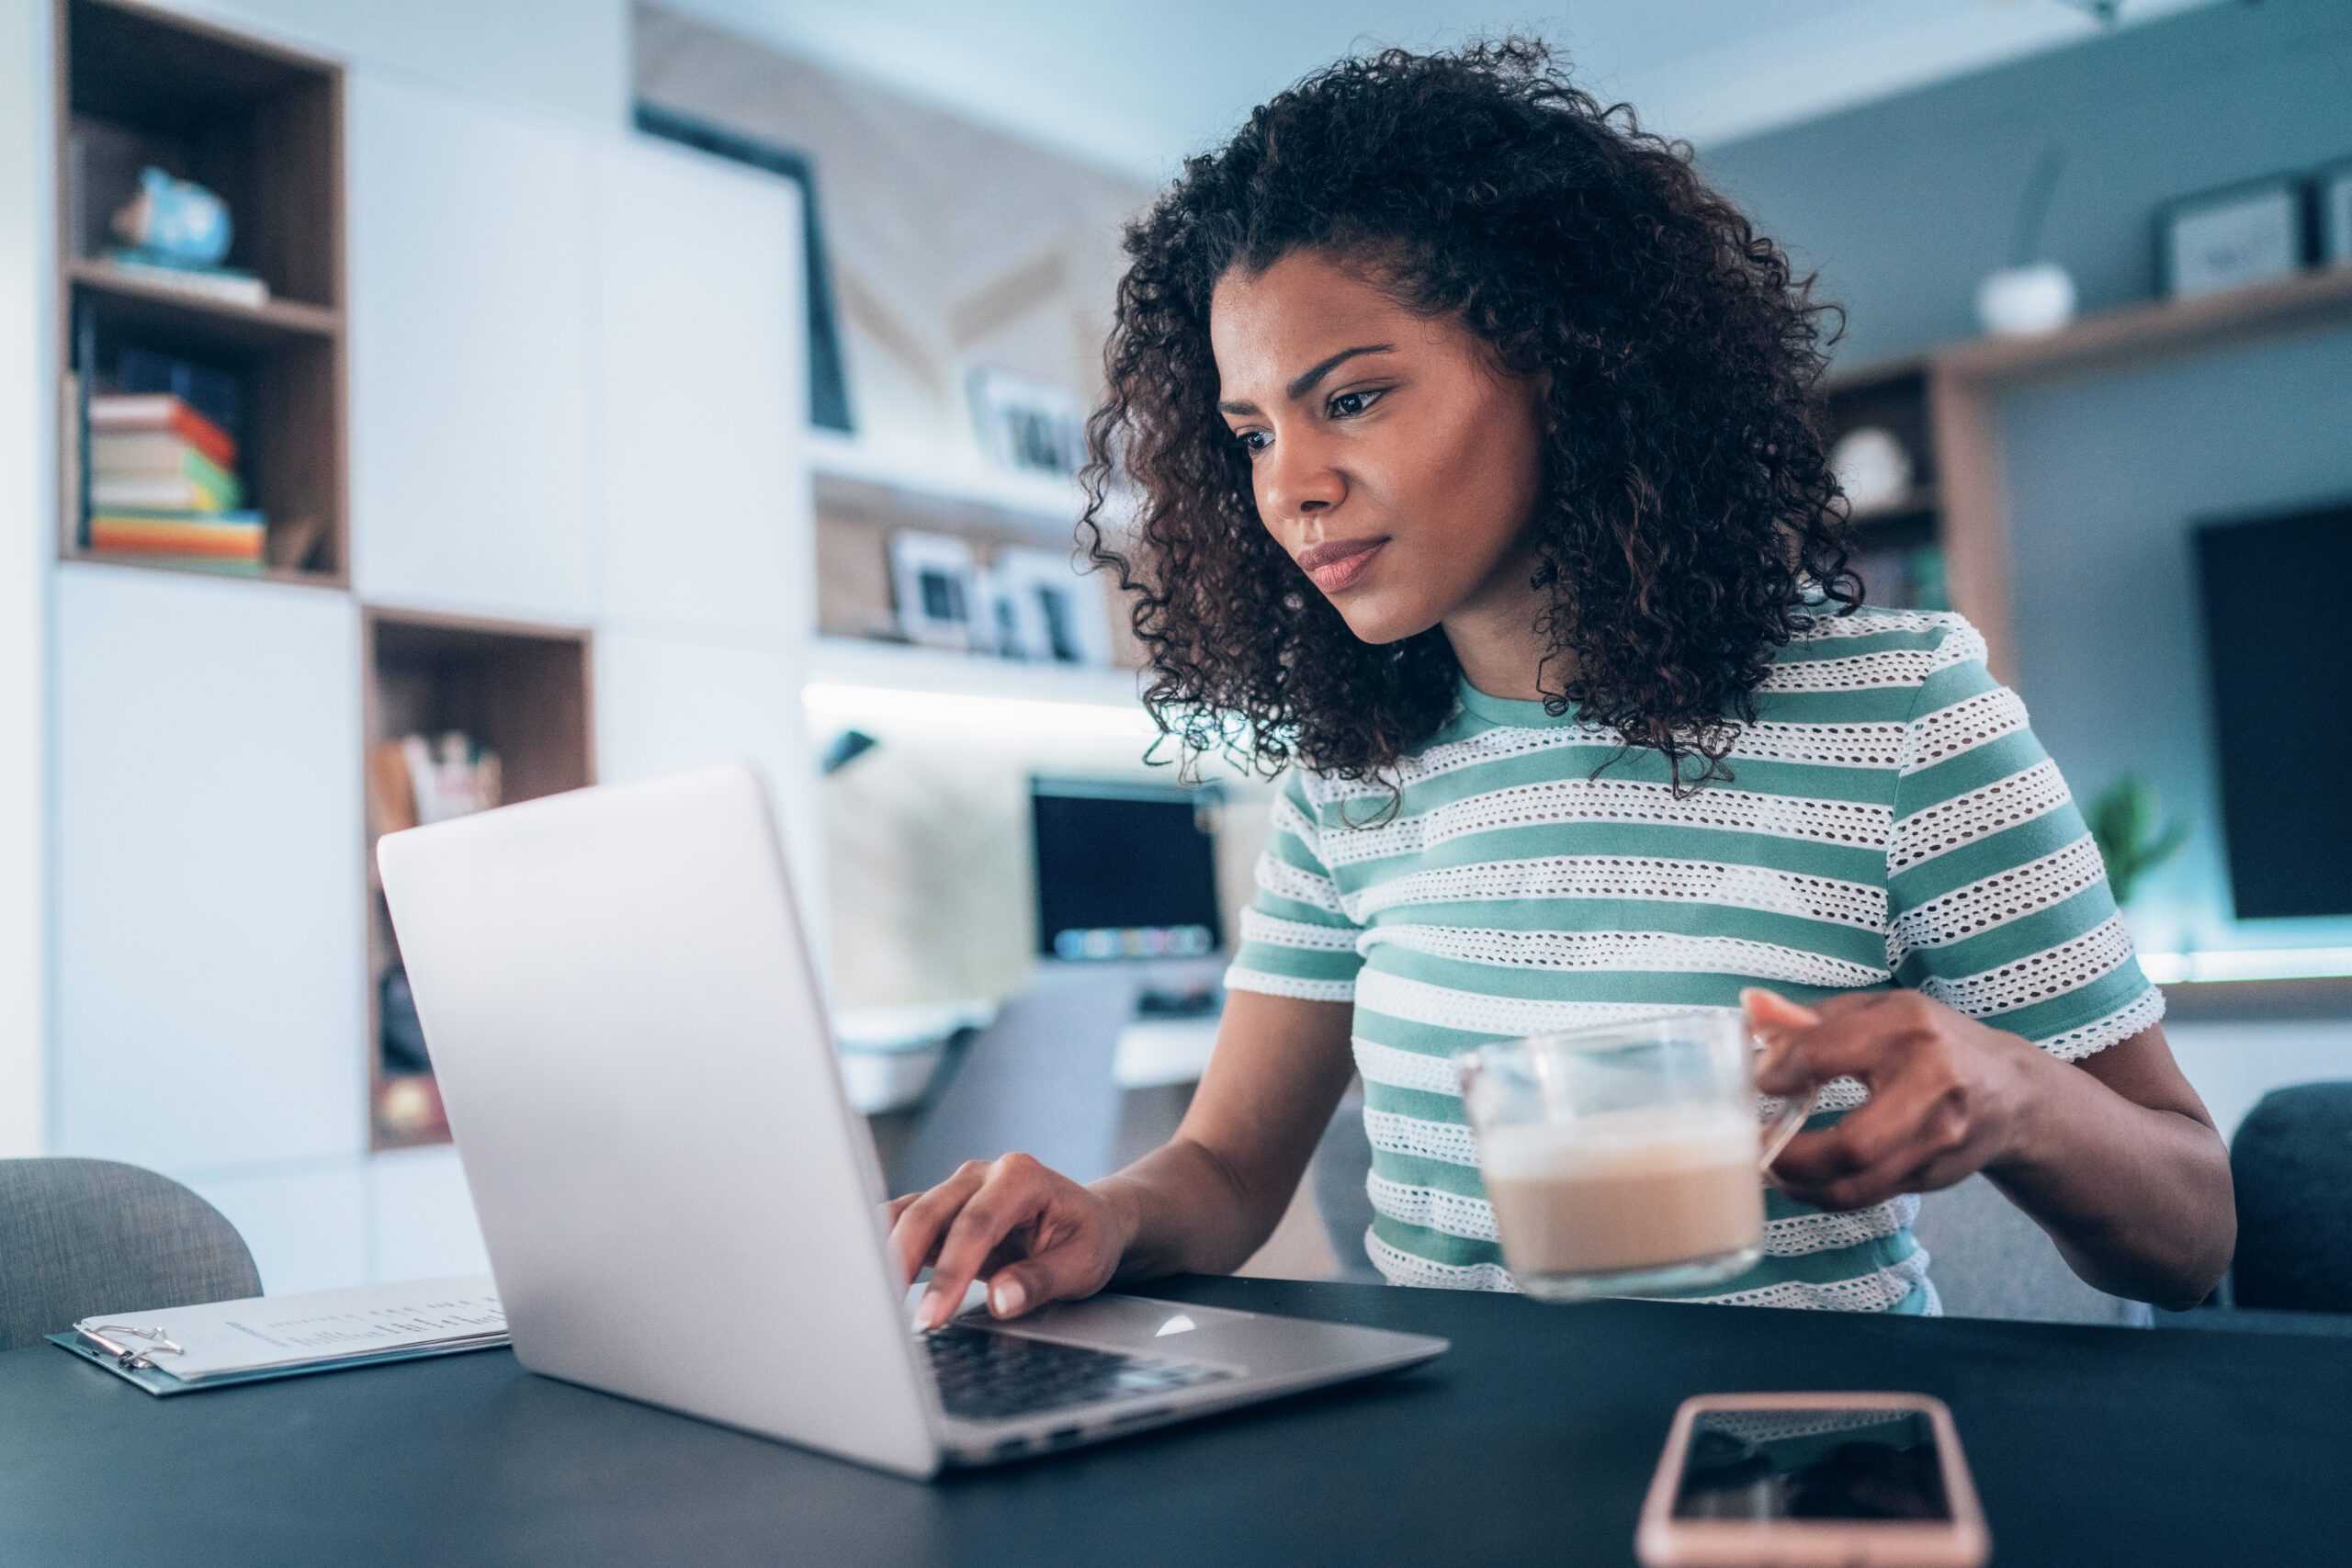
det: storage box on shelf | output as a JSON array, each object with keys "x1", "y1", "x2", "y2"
[
  {"x1": 362, "y1": 609, "x2": 595, "y2": 1149},
  {"x1": 55, "y1": 0, "x2": 346, "y2": 585}
]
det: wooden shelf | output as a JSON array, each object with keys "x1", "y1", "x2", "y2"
[
  {"x1": 58, "y1": 546, "x2": 346, "y2": 592},
  {"x1": 809, "y1": 429, "x2": 1091, "y2": 536},
  {"x1": 1935, "y1": 265, "x2": 2352, "y2": 388},
  {"x1": 362, "y1": 607, "x2": 597, "y2": 1152},
  {"x1": 57, "y1": 0, "x2": 349, "y2": 584},
  {"x1": 68, "y1": 258, "x2": 339, "y2": 344}
]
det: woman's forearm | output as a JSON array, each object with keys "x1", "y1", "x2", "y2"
[
  {"x1": 1091, "y1": 1134, "x2": 1292, "y2": 1281},
  {"x1": 1985, "y1": 1041, "x2": 2235, "y2": 1310},
  {"x1": 1090, "y1": 989, "x2": 1357, "y2": 1284}
]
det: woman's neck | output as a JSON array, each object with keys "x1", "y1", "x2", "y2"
[{"x1": 1442, "y1": 543, "x2": 1566, "y2": 700}]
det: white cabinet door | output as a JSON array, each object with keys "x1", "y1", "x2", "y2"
[
  {"x1": 590, "y1": 135, "x2": 812, "y2": 643},
  {"x1": 52, "y1": 566, "x2": 365, "y2": 1170},
  {"x1": 347, "y1": 68, "x2": 596, "y2": 621},
  {"x1": 596, "y1": 629, "x2": 824, "y2": 965}
]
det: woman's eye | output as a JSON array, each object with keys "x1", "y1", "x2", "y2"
[
  {"x1": 1329, "y1": 387, "x2": 1386, "y2": 418},
  {"x1": 1234, "y1": 429, "x2": 1270, "y2": 455}
]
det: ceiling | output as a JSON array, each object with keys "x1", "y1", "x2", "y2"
[{"x1": 651, "y1": 0, "x2": 2222, "y2": 182}]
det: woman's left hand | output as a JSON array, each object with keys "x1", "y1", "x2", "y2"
[{"x1": 1743, "y1": 987, "x2": 2050, "y2": 1213}]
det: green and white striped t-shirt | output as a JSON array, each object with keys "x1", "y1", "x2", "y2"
[{"x1": 1224, "y1": 606, "x2": 2165, "y2": 1314}]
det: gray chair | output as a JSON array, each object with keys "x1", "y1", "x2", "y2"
[
  {"x1": 2228, "y1": 1081, "x2": 2352, "y2": 1314},
  {"x1": 1911, "y1": 1174, "x2": 2149, "y2": 1325},
  {"x1": 1313, "y1": 1086, "x2": 1381, "y2": 1283},
  {"x1": 886, "y1": 969, "x2": 1141, "y2": 1195},
  {"x1": 0, "y1": 1157, "x2": 261, "y2": 1352}
]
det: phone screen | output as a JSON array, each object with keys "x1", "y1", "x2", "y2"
[{"x1": 1672, "y1": 1407, "x2": 1951, "y2": 1522}]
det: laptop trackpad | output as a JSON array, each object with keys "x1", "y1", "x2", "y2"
[{"x1": 969, "y1": 1292, "x2": 1309, "y2": 1373}]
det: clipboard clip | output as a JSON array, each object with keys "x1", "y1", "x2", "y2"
[{"x1": 77, "y1": 1323, "x2": 187, "y2": 1371}]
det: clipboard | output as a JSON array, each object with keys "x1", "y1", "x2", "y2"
[{"x1": 47, "y1": 1275, "x2": 509, "y2": 1396}]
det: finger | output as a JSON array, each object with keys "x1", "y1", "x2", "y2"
[
  {"x1": 885, "y1": 1193, "x2": 922, "y2": 1226},
  {"x1": 1753, "y1": 993, "x2": 1924, "y2": 1097},
  {"x1": 1768, "y1": 1070, "x2": 1958, "y2": 1190},
  {"x1": 918, "y1": 1157, "x2": 1048, "y2": 1329},
  {"x1": 1739, "y1": 987, "x2": 1822, "y2": 1043},
  {"x1": 888, "y1": 1161, "x2": 989, "y2": 1289},
  {"x1": 982, "y1": 1224, "x2": 1107, "y2": 1321}
]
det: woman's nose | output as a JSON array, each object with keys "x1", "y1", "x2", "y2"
[{"x1": 1258, "y1": 437, "x2": 1346, "y2": 523}]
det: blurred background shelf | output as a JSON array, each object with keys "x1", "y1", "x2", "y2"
[
  {"x1": 808, "y1": 427, "x2": 1089, "y2": 536},
  {"x1": 361, "y1": 607, "x2": 596, "y2": 1151},
  {"x1": 68, "y1": 258, "x2": 341, "y2": 343},
  {"x1": 808, "y1": 635, "x2": 1146, "y2": 714},
  {"x1": 55, "y1": 0, "x2": 348, "y2": 585}
]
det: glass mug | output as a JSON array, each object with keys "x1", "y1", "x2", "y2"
[{"x1": 1453, "y1": 1011, "x2": 1816, "y2": 1302}]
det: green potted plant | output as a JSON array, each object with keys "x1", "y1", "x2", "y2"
[{"x1": 2086, "y1": 777, "x2": 2188, "y2": 908}]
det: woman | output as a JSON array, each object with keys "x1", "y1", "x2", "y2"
[{"x1": 892, "y1": 41, "x2": 2233, "y2": 1325}]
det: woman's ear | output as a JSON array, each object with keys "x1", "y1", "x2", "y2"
[{"x1": 1528, "y1": 368, "x2": 1555, "y2": 431}]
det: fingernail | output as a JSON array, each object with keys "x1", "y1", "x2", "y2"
[
  {"x1": 990, "y1": 1279, "x2": 1025, "y2": 1318},
  {"x1": 913, "y1": 1290, "x2": 941, "y2": 1332}
]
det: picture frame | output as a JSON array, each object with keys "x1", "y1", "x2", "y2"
[
  {"x1": 2320, "y1": 159, "x2": 2352, "y2": 269},
  {"x1": 888, "y1": 531, "x2": 980, "y2": 650},
  {"x1": 2157, "y1": 175, "x2": 2307, "y2": 299},
  {"x1": 997, "y1": 547, "x2": 1110, "y2": 665},
  {"x1": 632, "y1": 102, "x2": 855, "y2": 433},
  {"x1": 968, "y1": 367, "x2": 1090, "y2": 479}
]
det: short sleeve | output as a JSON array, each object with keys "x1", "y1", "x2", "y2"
[
  {"x1": 1883, "y1": 616, "x2": 2165, "y2": 1062},
  {"x1": 1223, "y1": 768, "x2": 1366, "y2": 1003}
]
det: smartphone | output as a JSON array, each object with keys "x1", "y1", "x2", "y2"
[{"x1": 1634, "y1": 1393, "x2": 1990, "y2": 1568}]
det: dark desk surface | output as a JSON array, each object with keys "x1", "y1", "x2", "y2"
[{"x1": 6, "y1": 1276, "x2": 2348, "y2": 1567}]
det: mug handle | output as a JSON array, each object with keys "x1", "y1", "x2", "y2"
[{"x1": 1759, "y1": 1082, "x2": 1817, "y2": 1175}]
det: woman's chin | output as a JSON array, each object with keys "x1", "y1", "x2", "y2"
[{"x1": 1332, "y1": 593, "x2": 1439, "y2": 647}]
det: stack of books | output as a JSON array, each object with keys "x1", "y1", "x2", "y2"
[{"x1": 86, "y1": 391, "x2": 266, "y2": 572}]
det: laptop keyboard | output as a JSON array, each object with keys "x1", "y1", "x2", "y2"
[{"x1": 921, "y1": 1323, "x2": 1234, "y2": 1422}]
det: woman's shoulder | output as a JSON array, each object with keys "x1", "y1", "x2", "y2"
[{"x1": 1762, "y1": 604, "x2": 1990, "y2": 697}]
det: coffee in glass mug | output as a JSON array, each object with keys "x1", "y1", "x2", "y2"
[{"x1": 1454, "y1": 1011, "x2": 1815, "y2": 1301}]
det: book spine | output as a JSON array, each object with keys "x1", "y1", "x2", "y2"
[
  {"x1": 87, "y1": 398, "x2": 238, "y2": 469},
  {"x1": 90, "y1": 435, "x2": 240, "y2": 499}
]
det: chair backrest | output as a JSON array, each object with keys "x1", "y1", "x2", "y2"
[
  {"x1": 1313, "y1": 1086, "x2": 1381, "y2": 1282},
  {"x1": 2231, "y1": 1081, "x2": 2352, "y2": 1314},
  {"x1": 886, "y1": 969, "x2": 1139, "y2": 1195},
  {"x1": 0, "y1": 1158, "x2": 262, "y2": 1352},
  {"x1": 1911, "y1": 1174, "x2": 2148, "y2": 1325}
]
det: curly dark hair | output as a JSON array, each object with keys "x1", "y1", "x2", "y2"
[{"x1": 1079, "y1": 39, "x2": 1860, "y2": 795}]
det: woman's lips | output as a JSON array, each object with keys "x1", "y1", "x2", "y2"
[{"x1": 1300, "y1": 537, "x2": 1387, "y2": 593}]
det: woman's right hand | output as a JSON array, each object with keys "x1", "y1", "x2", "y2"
[{"x1": 888, "y1": 1153, "x2": 1135, "y2": 1331}]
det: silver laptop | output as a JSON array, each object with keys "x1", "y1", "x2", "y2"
[{"x1": 378, "y1": 763, "x2": 1445, "y2": 1479}]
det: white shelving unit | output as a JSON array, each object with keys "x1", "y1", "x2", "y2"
[
  {"x1": 37, "y1": 1, "x2": 822, "y2": 1293},
  {"x1": 807, "y1": 427, "x2": 1090, "y2": 542},
  {"x1": 808, "y1": 635, "x2": 1146, "y2": 715}
]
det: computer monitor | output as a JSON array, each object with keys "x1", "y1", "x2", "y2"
[
  {"x1": 2194, "y1": 499, "x2": 2352, "y2": 919},
  {"x1": 1030, "y1": 777, "x2": 1223, "y2": 961}
]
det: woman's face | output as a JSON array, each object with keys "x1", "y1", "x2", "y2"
[{"x1": 1211, "y1": 249, "x2": 1551, "y2": 647}]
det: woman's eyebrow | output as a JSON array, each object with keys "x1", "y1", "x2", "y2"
[{"x1": 1217, "y1": 343, "x2": 1396, "y2": 415}]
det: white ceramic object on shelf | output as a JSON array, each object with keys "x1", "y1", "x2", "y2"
[
  {"x1": 1975, "y1": 262, "x2": 2077, "y2": 337},
  {"x1": 1828, "y1": 426, "x2": 1915, "y2": 513}
]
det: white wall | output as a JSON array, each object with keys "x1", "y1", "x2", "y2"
[
  {"x1": 2170, "y1": 1020, "x2": 2352, "y2": 1146},
  {"x1": 170, "y1": 0, "x2": 628, "y2": 127},
  {"x1": 0, "y1": 0, "x2": 51, "y2": 1157}
]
